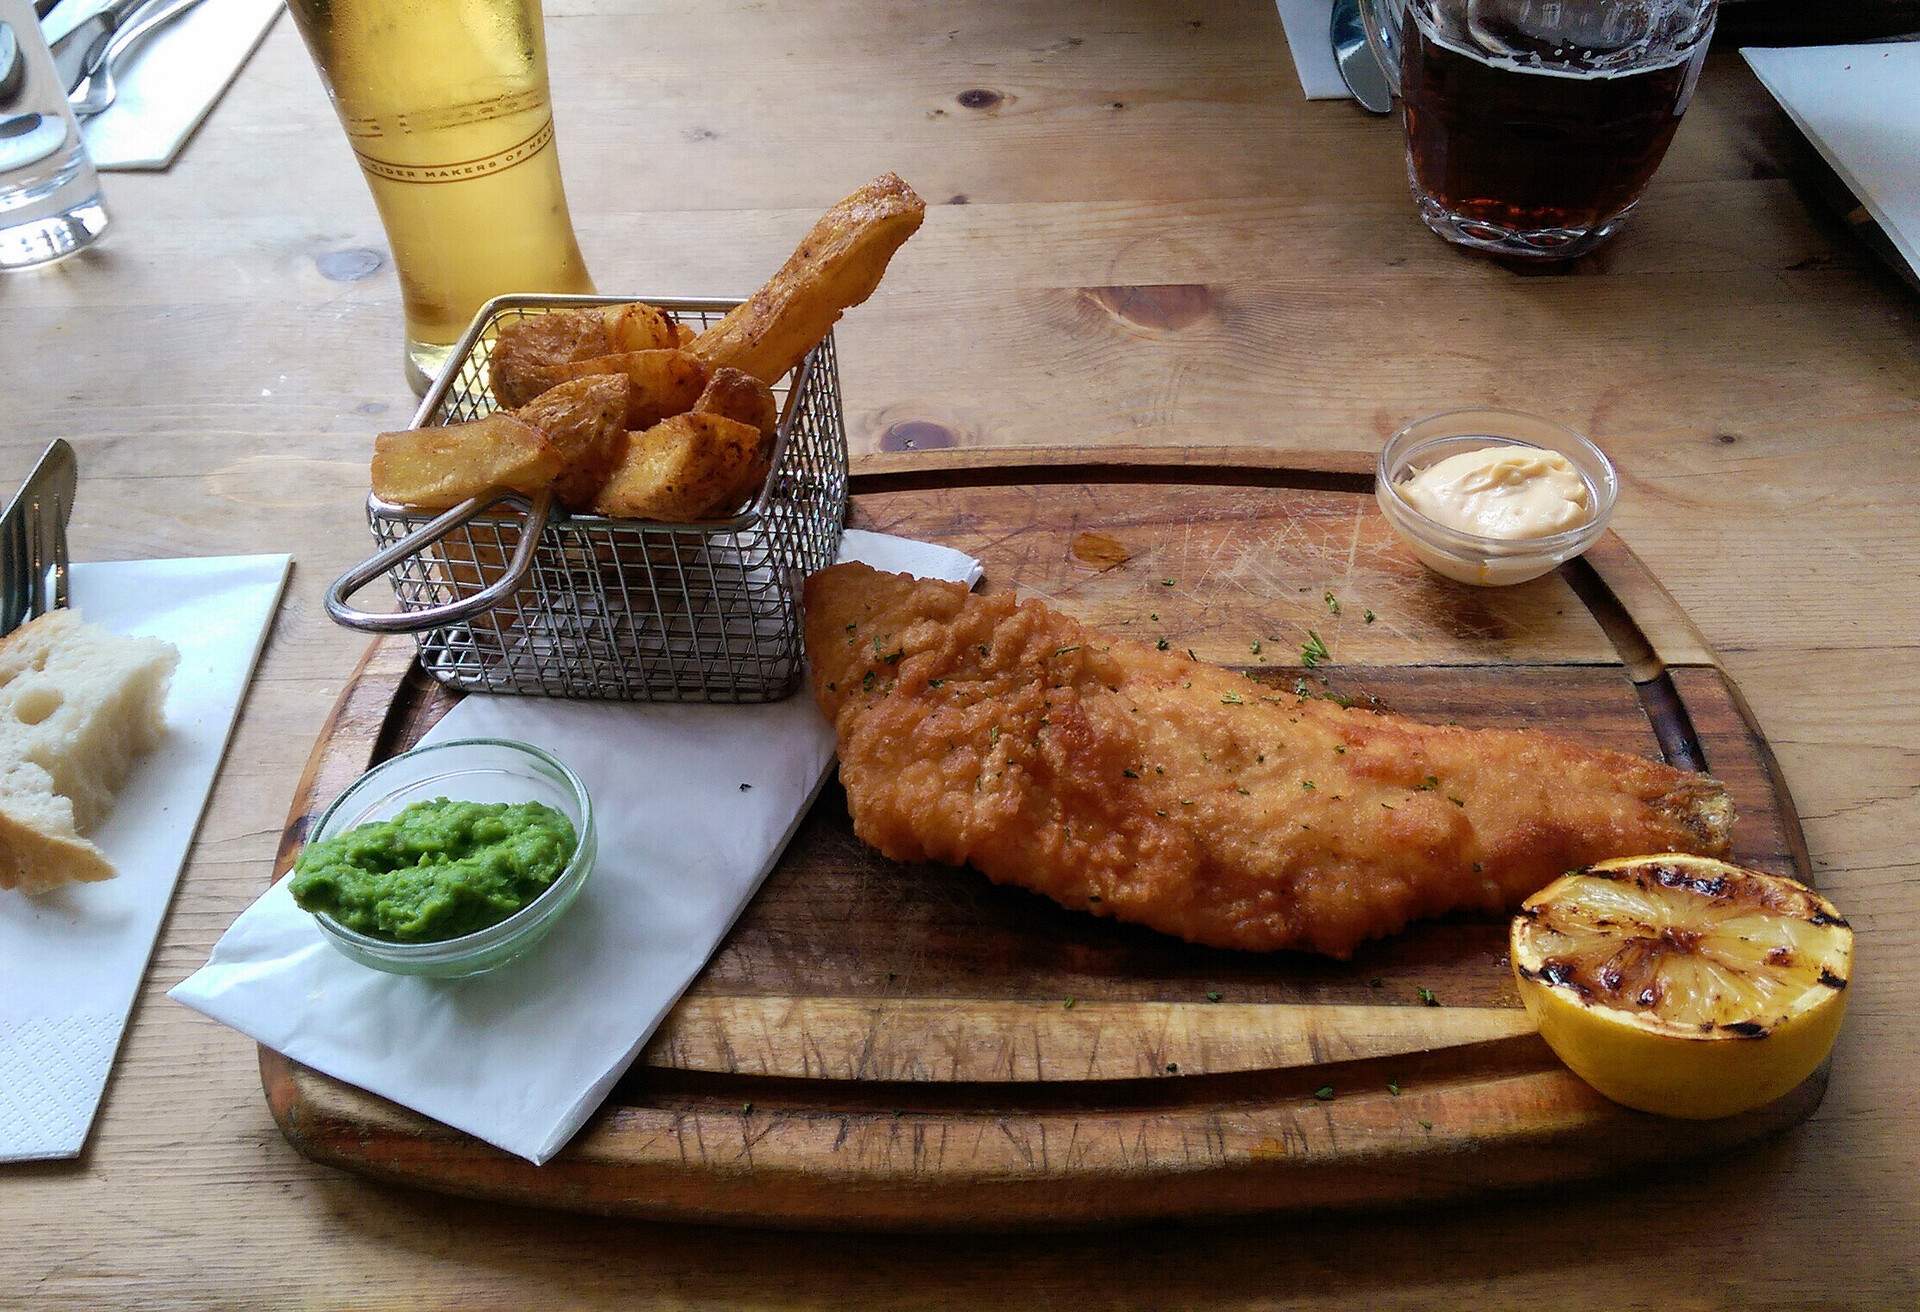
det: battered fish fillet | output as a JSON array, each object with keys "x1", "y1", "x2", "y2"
[{"x1": 805, "y1": 564, "x2": 1734, "y2": 958}]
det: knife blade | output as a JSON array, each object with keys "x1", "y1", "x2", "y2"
[{"x1": 0, "y1": 440, "x2": 77, "y2": 638}]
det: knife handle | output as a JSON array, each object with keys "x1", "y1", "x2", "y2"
[{"x1": 101, "y1": 0, "x2": 152, "y2": 27}]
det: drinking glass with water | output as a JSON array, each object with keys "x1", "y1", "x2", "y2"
[
  {"x1": 0, "y1": 0, "x2": 108, "y2": 270},
  {"x1": 1361, "y1": 0, "x2": 1717, "y2": 259}
]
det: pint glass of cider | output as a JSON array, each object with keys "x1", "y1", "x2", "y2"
[{"x1": 287, "y1": 0, "x2": 595, "y2": 390}]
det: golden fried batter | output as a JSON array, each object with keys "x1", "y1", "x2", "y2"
[{"x1": 805, "y1": 564, "x2": 1734, "y2": 958}]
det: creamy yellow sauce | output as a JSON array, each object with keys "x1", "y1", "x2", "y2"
[{"x1": 1398, "y1": 445, "x2": 1592, "y2": 539}]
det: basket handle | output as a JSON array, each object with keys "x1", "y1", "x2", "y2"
[{"x1": 325, "y1": 490, "x2": 554, "y2": 634}]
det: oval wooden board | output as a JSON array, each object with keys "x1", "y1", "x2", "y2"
[{"x1": 260, "y1": 450, "x2": 1818, "y2": 1229}]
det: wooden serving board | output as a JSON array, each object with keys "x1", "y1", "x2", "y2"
[{"x1": 260, "y1": 450, "x2": 1817, "y2": 1229}]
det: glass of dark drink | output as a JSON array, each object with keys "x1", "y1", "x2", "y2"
[{"x1": 1360, "y1": 0, "x2": 1718, "y2": 259}]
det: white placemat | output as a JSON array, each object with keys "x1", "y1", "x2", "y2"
[
  {"x1": 170, "y1": 532, "x2": 982, "y2": 1165},
  {"x1": 0, "y1": 554, "x2": 290, "y2": 1162}
]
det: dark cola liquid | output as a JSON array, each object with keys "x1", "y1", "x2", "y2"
[{"x1": 1400, "y1": 14, "x2": 1708, "y2": 242}]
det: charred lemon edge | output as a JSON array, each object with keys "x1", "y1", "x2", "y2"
[
  {"x1": 1510, "y1": 854, "x2": 1852, "y2": 1118},
  {"x1": 1510, "y1": 854, "x2": 1852, "y2": 1042}
]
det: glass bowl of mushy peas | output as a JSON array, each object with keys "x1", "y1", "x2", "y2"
[{"x1": 289, "y1": 738, "x2": 595, "y2": 978}]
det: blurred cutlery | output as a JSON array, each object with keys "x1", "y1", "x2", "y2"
[
  {"x1": 1331, "y1": 0, "x2": 1393, "y2": 114},
  {"x1": 0, "y1": 440, "x2": 76, "y2": 636},
  {"x1": 47, "y1": 0, "x2": 142, "y2": 94},
  {"x1": 68, "y1": 0, "x2": 204, "y2": 117},
  {"x1": 0, "y1": 21, "x2": 22, "y2": 107}
]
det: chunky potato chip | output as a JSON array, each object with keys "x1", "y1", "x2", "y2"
[
  {"x1": 692, "y1": 367, "x2": 779, "y2": 437},
  {"x1": 603, "y1": 302, "x2": 680, "y2": 353},
  {"x1": 489, "y1": 312, "x2": 612, "y2": 408},
  {"x1": 692, "y1": 173, "x2": 924, "y2": 384},
  {"x1": 490, "y1": 303, "x2": 684, "y2": 407},
  {"x1": 591, "y1": 412, "x2": 762, "y2": 522},
  {"x1": 371, "y1": 414, "x2": 561, "y2": 511},
  {"x1": 513, "y1": 374, "x2": 631, "y2": 510},
  {"x1": 516, "y1": 349, "x2": 709, "y2": 429}
]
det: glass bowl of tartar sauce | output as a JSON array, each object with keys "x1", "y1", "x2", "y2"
[{"x1": 1376, "y1": 409, "x2": 1618, "y2": 587}]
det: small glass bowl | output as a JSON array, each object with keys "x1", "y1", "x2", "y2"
[
  {"x1": 1375, "y1": 409, "x2": 1618, "y2": 587},
  {"x1": 298, "y1": 738, "x2": 596, "y2": 979}
]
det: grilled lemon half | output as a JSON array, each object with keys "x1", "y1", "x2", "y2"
[{"x1": 1511, "y1": 854, "x2": 1851, "y2": 1119}]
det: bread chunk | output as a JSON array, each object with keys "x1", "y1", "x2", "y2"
[{"x1": 0, "y1": 610, "x2": 177, "y2": 893}]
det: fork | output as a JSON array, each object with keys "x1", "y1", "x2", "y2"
[
  {"x1": 24, "y1": 490, "x2": 70, "y2": 620},
  {"x1": 0, "y1": 440, "x2": 76, "y2": 636}
]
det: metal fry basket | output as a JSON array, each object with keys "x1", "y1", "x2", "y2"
[{"x1": 326, "y1": 294, "x2": 848, "y2": 702}]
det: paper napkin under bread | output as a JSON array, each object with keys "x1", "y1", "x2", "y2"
[{"x1": 0, "y1": 556, "x2": 289, "y2": 1162}]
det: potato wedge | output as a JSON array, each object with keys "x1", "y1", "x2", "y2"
[
  {"x1": 692, "y1": 366, "x2": 779, "y2": 437},
  {"x1": 690, "y1": 369, "x2": 778, "y2": 511},
  {"x1": 516, "y1": 349, "x2": 710, "y2": 429},
  {"x1": 692, "y1": 173, "x2": 924, "y2": 384},
  {"x1": 372, "y1": 414, "x2": 562, "y2": 511},
  {"x1": 491, "y1": 311, "x2": 611, "y2": 408},
  {"x1": 719, "y1": 439, "x2": 775, "y2": 515},
  {"x1": 603, "y1": 302, "x2": 680, "y2": 353},
  {"x1": 490, "y1": 303, "x2": 684, "y2": 407},
  {"x1": 591, "y1": 413, "x2": 761, "y2": 522},
  {"x1": 513, "y1": 374, "x2": 631, "y2": 510}
]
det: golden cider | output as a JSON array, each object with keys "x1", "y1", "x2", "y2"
[{"x1": 286, "y1": 0, "x2": 594, "y2": 389}]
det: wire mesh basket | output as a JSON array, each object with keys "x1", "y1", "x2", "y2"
[{"x1": 325, "y1": 294, "x2": 848, "y2": 702}]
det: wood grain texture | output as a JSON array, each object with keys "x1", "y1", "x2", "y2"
[
  {"x1": 2, "y1": 0, "x2": 1917, "y2": 1304},
  {"x1": 262, "y1": 1044, "x2": 1824, "y2": 1230},
  {"x1": 258, "y1": 465, "x2": 1817, "y2": 1226}
]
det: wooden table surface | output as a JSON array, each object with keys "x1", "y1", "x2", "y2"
[{"x1": 4, "y1": 2, "x2": 1916, "y2": 1306}]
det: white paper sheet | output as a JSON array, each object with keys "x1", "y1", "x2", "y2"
[
  {"x1": 170, "y1": 531, "x2": 982, "y2": 1166},
  {"x1": 1275, "y1": 0, "x2": 1352, "y2": 99},
  {"x1": 1742, "y1": 44, "x2": 1920, "y2": 283},
  {"x1": 45, "y1": 0, "x2": 283, "y2": 171},
  {"x1": 0, "y1": 555, "x2": 290, "y2": 1162}
]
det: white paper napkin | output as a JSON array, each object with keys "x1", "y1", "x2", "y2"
[
  {"x1": 1742, "y1": 43, "x2": 1920, "y2": 283},
  {"x1": 44, "y1": 0, "x2": 282, "y2": 171},
  {"x1": 1275, "y1": 0, "x2": 1352, "y2": 99},
  {"x1": 0, "y1": 554, "x2": 290, "y2": 1162},
  {"x1": 170, "y1": 531, "x2": 982, "y2": 1166}
]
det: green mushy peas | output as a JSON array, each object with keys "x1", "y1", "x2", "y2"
[{"x1": 291, "y1": 798, "x2": 577, "y2": 942}]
